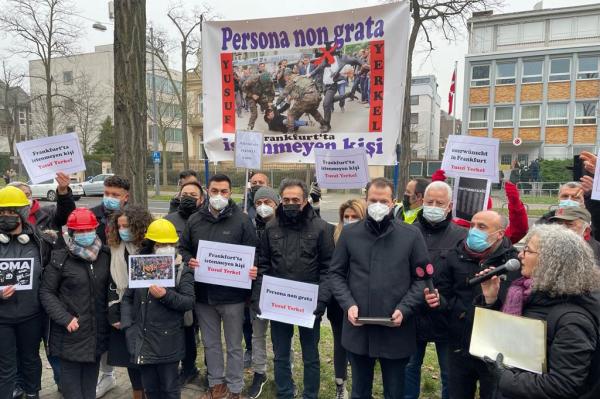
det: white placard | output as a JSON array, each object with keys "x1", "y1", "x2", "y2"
[
  {"x1": 195, "y1": 240, "x2": 255, "y2": 289},
  {"x1": 442, "y1": 135, "x2": 500, "y2": 182},
  {"x1": 591, "y1": 150, "x2": 600, "y2": 201},
  {"x1": 258, "y1": 275, "x2": 318, "y2": 328},
  {"x1": 128, "y1": 255, "x2": 175, "y2": 289},
  {"x1": 16, "y1": 133, "x2": 86, "y2": 184},
  {"x1": 314, "y1": 148, "x2": 369, "y2": 189},
  {"x1": 470, "y1": 307, "x2": 546, "y2": 374},
  {"x1": 452, "y1": 176, "x2": 492, "y2": 221},
  {"x1": 234, "y1": 130, "x2": 264, "y2": 170},
  {"x1": 0, "y1": 258, "x2": 34, "y2": 291}
]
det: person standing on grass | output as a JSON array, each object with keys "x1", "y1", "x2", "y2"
[
  {"x1": 329, "y1": 177, "x2": 430, "y2": 399},
  {"x1": 254, "y1": 178, "x2": 334, "y2": 399},
  {"x1": 179, "y1": 174, "x2": 258, "y2": 399}
]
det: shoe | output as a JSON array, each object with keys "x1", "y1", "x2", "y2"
[
  {"x1": 335, "y1": 380, "x2": 349, "y2": 399},
  {"x1": 12, "y1": 386, "x2": 24, "y2": 399},
  {"x1": 243, "y1": 349, "x2": 252, "y2": 369},
  {"x1": 248, "y1": 372, "x2": 267, "y2": 398},
  {"x1": 96, "y1": 374, "x2": 117, "y2": 398},
  {"x1": 247, "y1": 124, "x2": 254, "y2": 130},
  {"x1": 320, "y1": 123, "x2": 331, "y2": 133},
  {"x1": 178, "y1": 368, "x2": 200, "y2": 387},
  {"x1": 201, "y1": 383, "x2": 229, "y2": 399}
]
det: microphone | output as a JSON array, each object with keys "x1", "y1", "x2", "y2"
[
  {"x1": 416, "y1": 263, "x2": 435, "y2": 293},
  {"x1": 467, "y1": 259, "x2": 521, "y2": 287}
]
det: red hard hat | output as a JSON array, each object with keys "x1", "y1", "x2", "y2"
[{"x1": 67, "y1": 208, "x2": 99, "y2": 230}]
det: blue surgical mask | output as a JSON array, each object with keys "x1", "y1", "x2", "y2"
[
  {"x1": 422, "y1": 206, "x2": 447, "y2": 224},
  {"x1": 466, "y1": 228, "x2": 492, "y2": 252},
  {"x1": 558, "y1": 199, "x2": 580, "y2": 208},
  {"x1": 119, "y1": 228, "x2": 132, "y2": 242},
  {"x1": 74, "y1": 232, "x2": 96, "y2": 247},
  {"x1": 103, "y1": 196, "x2": 121, "y2": 211}
]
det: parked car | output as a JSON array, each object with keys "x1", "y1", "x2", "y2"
[
  {"x1": 28, "y1": 178, "x2": 84, "y2": 201},
  {"x1": 81, "y1": 173, "x2": 114, "y2": 196}
]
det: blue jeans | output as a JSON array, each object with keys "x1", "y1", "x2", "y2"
[
  {"x1": 271, "y1": 320, "x2": 320, "y2": 399},
  {"x1": 348, "y1": 351, "x2": 408, "y2": 399},
  {"x1": 282, "y1": 118, "x2": 308, "y2": 128},
  {"x1": 360, "y1": 75, "x2": 370, "y2": 103},
  {"x1": 404, "y1": 341, "x2": 449, "y2": 399}
]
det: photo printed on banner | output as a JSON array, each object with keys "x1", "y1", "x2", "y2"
[{"x1": 452, "y1": 176, "x2": 492, "y2": 222}]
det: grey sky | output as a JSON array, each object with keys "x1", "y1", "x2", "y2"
[{"x1": 1, "y1": 0, "x2": 597, "y2": 119}]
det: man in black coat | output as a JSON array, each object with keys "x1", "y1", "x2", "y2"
[
  {"x1": 90, "y1": 175, "x2": 130, "y2": 245},
  {"x1": 168, "y1": 170, "x2": 200, "y2": 214},
  {"x1": 179, "y1": 174, "x2": 258, "y2": 399},
  {"x1": 404, "y1": 181, "x2": 467, "y2": 399},
  {"x1": 438, "y1": 210, "x2": 519, "y2": 399},
  {"x1": 329, "y1": 177, "x2": 430, "y2": 399},
  {"x1": 254, "y1": 179, "x2": 334, "y2": 399}
]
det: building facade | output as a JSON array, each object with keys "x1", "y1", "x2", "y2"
[
  {"x1": 0, "y1": 84, "x2": 30, "y2": 154},
  {"x1": 463, "y1": 3, "x2": 600, "y2": 171},
  {"x1": 410, "y1": 75, "x2": 441, "y2": 160},
  {"x1": 439, "y1": 109, "x2": 462, "y2": 157}
]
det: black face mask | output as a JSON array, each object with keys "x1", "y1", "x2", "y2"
[
  {"x1": 0, "y1": 215, "x2": 20, "y2": 233},
  {"x1": 282, "y1": 204, "x2": 302, "y2": 222},
  {"x1": 402, "y1": 194, "x2": 412, "y2": 210},
  {"x1": 178, "y1": 196, "x2": 198, "y2": 217},
  {"x1": 251, "y1": 185, "x2": 261, "y2": 194}
]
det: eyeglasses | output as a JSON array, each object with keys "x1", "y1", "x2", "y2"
[{"x1": 521, "y1": 246, "x2": 539, "y2": 255}]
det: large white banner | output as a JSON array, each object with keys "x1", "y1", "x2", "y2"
[{"x1": 202, "y1": 3, "x2": 410, "y2": 165}]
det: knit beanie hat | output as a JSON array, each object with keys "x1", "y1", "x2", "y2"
[{"x1": 254, "y1": 186, "x2": 280, "y2": 206}]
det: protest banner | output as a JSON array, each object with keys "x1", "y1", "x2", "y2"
[
  {"x1": 234, "y1": 130, "x2": 264, "y2": 170},
  {"x1": 442, "y1": 135, "x2": 500, "y2": 182},
  {"x1": 128, "y1": 254, "x2": 175, "y2": 289},
  {"x1": 0, "y1": 258, "x2": 34, "y2": 291},
  {"x1": 470, "y1": 307, "x2": 546, "y2": 374},
  {"x1": 591, "y1": 150, "x2": 600, "y2": 201},
  {"x1": 452, "y1": 176, "x2": 491, "y2": 221},
  {"x1": 16, "y1": 133, "x2": 86, "y2": 184},
  {"x1": 258, "y1": 275, "x2": 319, "y2": 328},
  {"x1": 195, "y1": 240, "x2": 255, "y2": 289},
  {"x1": 201, "y1": 3, "x2": 409, "y2": 165},
  {"x1": 314, "y1": 148, "x2": 369, "y2": 189}
]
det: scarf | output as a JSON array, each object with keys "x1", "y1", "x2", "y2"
[
  {"x1": 501, "y1": 277, "x2": 533, "y2": 316},
  {"x1": 67, "y1": 236, "x2": 102, "y2": 262},
  {"x1": 28, "y1": 200, "x2": 40, "y2": 225},
  {"x1": 110, "y1": 241, "x2": 139, "y2": 301}
]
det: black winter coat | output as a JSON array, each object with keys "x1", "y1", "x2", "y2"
[
  {"x1": 495, "y1": 292, "x2": 600, "y2": 399},
  {"x1": 39, "y1": 247, "x2": 112, "y2": 363},
  {"x1": 30, "y1": 187, "x2": 76, "y2": 232},
  {"x1": 120, "y1": 265, "x2": 195, "y2": 365},
  {"x1": 179, "y1": 200, "x2": 258, "y2": 305},
  {"x1": 413, "y1": 211, "x2": 467, "y2": 342},
  {"x1": 585, "y1": 195, "x2": 600, "y2": 241},
  {"x1": 90, "y1": 204, "x2": 113, "y2": 245},
  {"x1": 329, "y1": 216, "x2": 430, "y2": 359},
  {"x1": 165, "y1": 210, "x2": 189, "y2": 238},
  {"x1": 0, "y1": 225, "x2": 54, "y2": 324},
  {"x1": 255, "y1": 205, "x2": 334, "y2": 305},
  {"x1": 440, "y1": 236, "x2": 520, "y2": 352}
]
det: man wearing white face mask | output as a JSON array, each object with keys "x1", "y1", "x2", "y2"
[
  {"x1": 329, "y1": 177, "x2": 430, "y2": 399},
  {"x1": 404, "y1": 181, "x2": 467, "y2": 399},
  {"x1": 179, "y1": 174, "x2": 258, "y2": 399}
]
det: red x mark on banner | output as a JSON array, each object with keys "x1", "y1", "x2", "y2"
[{"x1": 314, "y1": 42, "x2": 337, "y2": 66}]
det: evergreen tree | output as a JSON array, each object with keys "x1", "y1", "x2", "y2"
[{"x1": 92, "y1": 116, "x2": 114, "y2": 155}]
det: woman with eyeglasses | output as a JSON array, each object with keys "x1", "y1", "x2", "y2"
[{"x1": 478, "y1": 224, "x2": 600, "y2": 398}]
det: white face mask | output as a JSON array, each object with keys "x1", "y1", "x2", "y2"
[
  {"x1": 343, "y1": 219, "x2": 359, "y2": 226},
  {"x1": 422, "y1": 205, "x2": 447, "y2": 224},
  {"x1": 256, "y1": 204, "x2": 275, "y2": 218},
  {"x1": 155, "y1": 246, "x2": 176, "y2": 256},
  {"x1": 209, "y1": 195, "x2": 229, "y2": 211},
  {"x1": 367, "y1": 202, "x2": 390, "y2": 222}
]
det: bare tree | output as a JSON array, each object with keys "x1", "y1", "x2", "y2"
[
  {"x1": 148, "y1": 3, "x2": 216, "y2": 169},
  {"x1": 397, "y1": 0, "x2": 502, "y2": 195},
  {"x1": 0, "y1": 0, "x2": 81, "y2": 136},
  {"x1": 0, "y1": 62, "x2": 25, "y2": 157},
  {"x1": 114, "y1": 0, "x2": 148, "y2": 206},
  {"x1": 61, "y1": 73, "x2": 109, "y2": 154}
]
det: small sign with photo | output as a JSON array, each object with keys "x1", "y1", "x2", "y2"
[
  {"x1": 128, "y1": 254, "x2": 175, "y2": 289},
  {"x1": 0, "y1": 258, "x2": 35, "y2": 291}
]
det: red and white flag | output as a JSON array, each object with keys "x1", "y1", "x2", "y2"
[{"x1": 448, "y1": 68, "x2": 456, "y2": 115}]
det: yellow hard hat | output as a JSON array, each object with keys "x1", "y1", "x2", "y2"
[
  {"x1": 145, "y1": 218, "x2": 179, "y2": 244},
  {"x1": 0, "y1": 186, "x2": 30, "y2": 208}
]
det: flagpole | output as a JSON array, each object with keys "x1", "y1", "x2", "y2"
[{"x1": 452, "y1": 60, "x2": 458, "y2": 134}]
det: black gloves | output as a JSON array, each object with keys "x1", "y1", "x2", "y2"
[
  {"x1": 484, "y1": 353, "x2": 510, "y2": 381},
  {"x1": 250, "y1": 301, "x2": 261, "y2": 317},
  {"x1": 313, "y1": 301, "x2": 327, "y2": 318},
  {"x1": 309, "y1": 182, "x2": 321, "y2": 204}
]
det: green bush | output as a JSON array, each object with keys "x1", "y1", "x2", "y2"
[{"x1": 540, "y1": 159, "x2": 573, "y2": 182}]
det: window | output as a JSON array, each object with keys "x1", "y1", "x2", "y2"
[
  {"x1": 18, "y1": 110, "x2": 26, "y2": 126},
  {"x1": 496, "y1": 62, "x2": 516, "y2": 85},
  {"x1": 518, "y1": 154, "x2": 529, "y2": 165},
  {"x1": 410, "y1": 95, "x2": 420, "y2": 105},
  {"x1": 494, "y1": 106, "x2": 514, "y2": 127},
  {"x1": 66, "y1": 125, "x2": 75, "y2": 132},
  {"x1": 550, "y1": 58, "x2": 571, "y2": 81},
  {"x1": 578, "y1": 56, "x2": 599, "y2": 79},
  {"x1": 411, "y1": 77, "x2": 430, "y2": 85},
  {"x1": 471, "y1": 26, "x2": 493, "y2": 53},
  {"x1": 522, "y1": 59, "x2": 543, "y2": 83},
  {"x1": 501, "y1": 154, "x2": 512, "y2": 166},
  {"x1": 522, "y1": 21, "x2": 545, "y2": 43},
  {"x1": 410, "y1": 131, "x2": 418, "y2": 144},
  {"x1": 576, "y1": 102, "x2": 597, "y2": 125},
  {"x1": 469, "y1": 107, "x2": 488, "y2": 129},
  {"x1": 576, "y1": 15, "x2": 600, "y2": 38},
  {"x1": 166, "y1": 128, "x2": 183, "y2": 142},
  {"x1": 63, "y1": 71, "x2": 73, "y2": 85},
  {"x1": 63, "y1": 98, "x2": 75, "y2": 113},
  {"x1": 197, "y1": 95, "x2": 203, "y2": 115},
  {"x1": 497, "y1": 24, "x2": 518, "y2": 46},
  {"x1": 410, "y1": 113, "x2": 419, "y2": 125},
  {"x1": 520, "y1": 105, "x2": 541, "y2": 126},
  {"x1": 547, "y1": 103, "x2": 568, "y2": 126},
  {"x1": 471, "y1": 65, "x2": 490, "y2": 86},
  {"x1": 550, "y1": 18, "x2": 573, "y2": 41}
]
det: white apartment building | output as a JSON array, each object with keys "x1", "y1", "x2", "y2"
[{"x1": 410, "y1": 75, "x2": 441, "y2": 160}]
